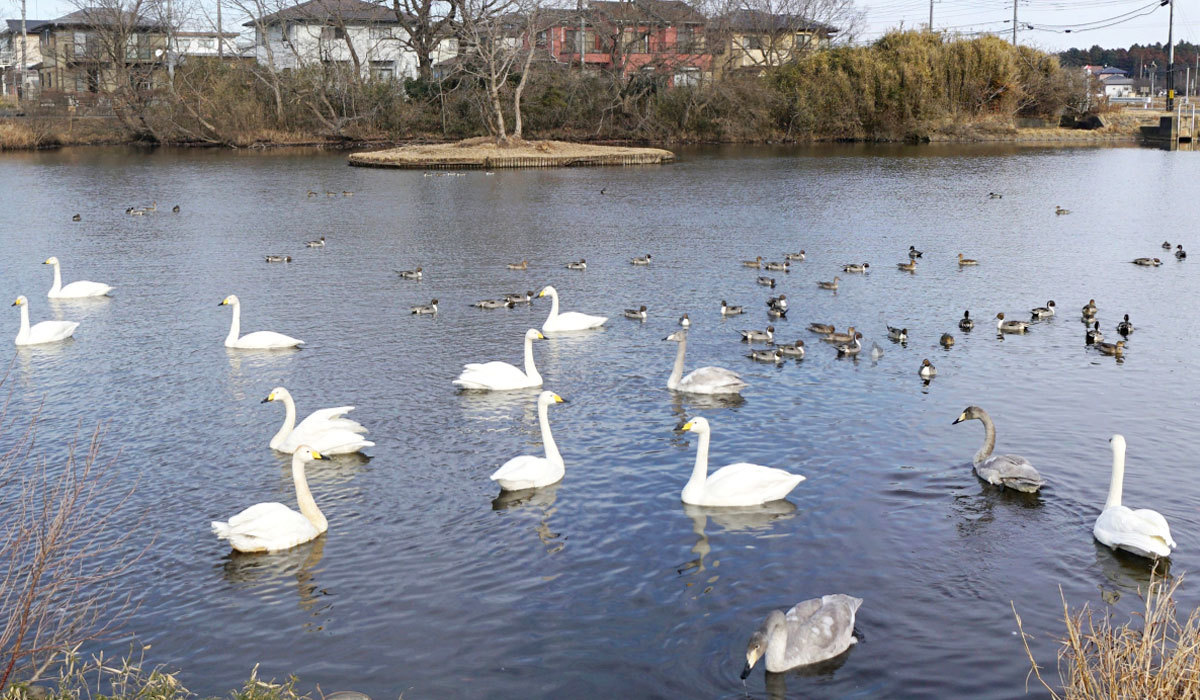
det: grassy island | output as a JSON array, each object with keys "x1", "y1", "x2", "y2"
[{"x1": 348, "y1": 138, "x2": 674, "y2": 169}]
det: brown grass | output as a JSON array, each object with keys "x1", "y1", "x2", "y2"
[
  {"x1": 0, "y1": 123, "x2": 40, "y2": 150},
  {"x1": 349, "y1": 138, "x2": 674, "y2": 169},
  {"x1": 1015, "y1": 572, "x2": 1200, "y2": 699}
]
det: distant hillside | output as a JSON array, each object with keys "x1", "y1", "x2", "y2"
[{"x1": 1059, "y1": 42, "x2": 1200, "y2": 80}]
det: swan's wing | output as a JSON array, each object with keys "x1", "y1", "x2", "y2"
[
  {"x1": 212, "y1": 502, "x2": 318, "y2": 552},
  {"x1": 1131, "y1": 508, "x2": 1177, "y2": 548},
  {"x1": 490, "y1": 455, "x2": 559, "y2": 487},
  {"x1": 555, "y1": 311, "x2": 608, "y2": 328},
  {"x1": 59, "y1": 280, "x2": 113, "y2": 296},
  {"x1": 705, "y1": 463, "x2": 806, "y2": 504},
  {"x1": 221, "y1": 502, "x2": 297, "y2": 530},
  {"x1": 1095, "y1": 506, "x2": 1175, "y2": 556},
  {"x1": 976, "y1": 455, "x2": 1044, "y2": 492},
  {"x1": 281, "y1": 427, "x2": 373, "y2": 454},
  {"x1": 679, "y1": 366, "x2": 747, "y2": 392},
  {"x1": 452, "y1": 362, "x2": 531, "y2": 389},
  {"x1": 296, "y1": 406, "x2": 366, "y2": 435},
  {"x1": 236, "y1": 331, "x2": 304, "y2": 347},
  {"x1": 782, "y1": 595, "x2": 861, "y2": 666}
]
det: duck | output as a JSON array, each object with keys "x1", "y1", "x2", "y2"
[
  {"x1": 1096, "y1": 340, "x2": 1125, "y2": 356},
  {"x1": 146, "y1": 201, "x2": 157, "y2": 212},
  {"x1": 397, "y1": 266, "x2": 423, "y2": 280},
  {"x1": 454, "y1": 329, "x2": 545, "y2": 391},
  {"x1": 919, "y1": 358, "x2": 936, "y2": 379},
  {"x1": 842, "y1": 262, "x2": 869, "y2": 273},
  {"x1": 306, "y1": 236, "x2": 326, "y2": 248},
  {"x1": 816, "y1": 276, "x2": 841, "y2": 290},
  {"x1": 504, "y1": 291, "x2": 536, "y2": 305},
  {"x1": 953, "y1": 406, "x2": 1045, "y2": 492},
  {"x1": 411, "y1": 299, "x2": 439, "y2": 315},
  {"x1": 307, "y1": 191, "x2": 318, "y2": 197},
  {"x1": 720, "y1": 300, "x2": 745, "y2": 316},
  {"x1": 473, "y1": 299, "x2": 512, "y2": 309},
  {"x1": 1093, "y1": 435, "x2": 1175, "y2": 559},
  {"x1": 71, "y1": 213, "x2": 81, "y2": 222},
  {"x1": 264, "y1": 255, "x2": 292, "y2": 263},
  {"x1": 767, "y1": 307, "x2": 787, "y2": 321},
  {"x1": 1162, "y1": 241, "x2": 1173, "y2": 250},
  {"x1": 261, "y1": 387, "x2": 371, "y2": 455},
  {"x1": 624, "y1": 305, "x2": 648, "y2": 321},
  {"x1": 1131, "y1": 257, "x2": 1162, "y2": 266},
  {"x1": 211, "y1": 446, "x2": 329, "y2": 553},
  {"x1": 870, "y1": 342, "x2": 884, "y2": 360},
  {"x1": 218, "y1": 295, "x2": 303, "y2": 349},
  {"x1": 1117, "y1": 314, "x2": 1134, "y2": 335},
  {"x1": 777, "y1": 340, "x2": 805, "y2": 357},
  {"x1": 756, "y1": 276, "x2": 776, "y2": 288},
  {"x1": 130, "y1": 208, "x2": 145, "y2": 216},
  {"x1": 1176, "y1": 245, "x2": 1187, "y2": 260},
  {"x1": 766, "y1": 295, "x2": 787, "y2": 312},
  {"x1": 886, "y1": 326, "x2": 907, "y2": 342},
  {"x1": 631, "y1": 254, "x2": 652, "y2": 266},
  {"x1": 43, "y1": 257, "x2": 113, "y2": 298},
  {"x1": 739, "y1": 326, "x2": 774, "y2": 343},
  {"x1": 1081, "y1": 299, "x2": 1097, "y2": 316},
  {"x1": 678, "y1": 313, "x2": 690, "y2": 328},
  {"x1": 1031, "y1": 300, "x2": 1056, "y2": 319},
  {"x1": 507, "y1": 259, "x2": 529, "y2": 270},
  {"x1": 784, "y1": 251, "x2": 806, "y2": 261},
  {"x1": 940, "y1": 333, "x2": 955, "y2": 347},
  {"x1": 566, "y1": 259, "x2": 587, "y2": 270},
  {"x1": 807, "y1": 323, "x2": 834, "y2": 335},
  {"x1": 995, "y1": 313, "x2": 1029, "y2": 334},
  {"x1": 538, "y1": 286, "x2": 607, "y2": 332},
  {"x1": 908, "y1": 245, "x2": 924, "y2": 257},
  {"x1": 172, "y1": 205, "x2": 180, "y2": 213},
  {"x1": 663, "y1": 330, "x2": 747, "y2": 395},
  {"x1": 959, "y1": 311, "x2": 974, "y2": 331},
  {"x1": 741, "y1": 596, "x2": 862, "y2": 677},
  {"x1": 822, "y1": 326, "x2": 856, "y2": 344},
  {"x1": 896, "y1": 259, "x2": 916, "y2": 272},
  {"x1": 1086, "y1": 321, "x2": 1103, "y2": 345},
  {"x1": 957, "y1": 253, "x2": 979, "y2": 266},
  {"x1": 1055, "y1": 206, "x2": 1070, "y2": 215},
  {"x1": 748, "y1": 348, "x2": 784, "y2": 363},
  {"x1": 742, "y1": 256, "x2": 763, "y2": 268},
  {"x1": 764, "y1": 261, "x2": 790, "y2": 272},
  {"x1": 342, "y1": 191, "x2": 353, "y2": 197},
  {"x1": 836, "y1": 332, "x2": 863, "y2": 356},
  {"x1": 988, "y1": 192, "x2": 1002, "y2": 199},
  {"x1": 12, "y1": 296, "x2": 79, "y2": 346},
  {"x1": 679, "y1": 416, "x2": 805, "y2": 507},
  {"x1": 490, "y1": 392, "x2": 566, "y2": 491}
]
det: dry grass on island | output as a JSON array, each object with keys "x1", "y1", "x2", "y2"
[{"x1": 348, "y1": 137, "x2": 674, "y2": 169}]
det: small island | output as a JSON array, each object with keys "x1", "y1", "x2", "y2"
[{"x1": 348, "y1": 138, "x2": 675, "y2": 170}]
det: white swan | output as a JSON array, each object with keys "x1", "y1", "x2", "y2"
[
  {"x1": 680, "y1": 417, "x2": 804, "y2": 506},
  {"x1": 12, "y1": 296, "x2": 78, "y2": 346},
  {"x1": 952, "y1": 406, "x2": 1044, "y2": 492},
  {"x1": 262, "y1": 387, "x2": 372, "y2": 455},
  {"x1": 453, "y1": 329, "x2": 545, "y2": 391},
  {"x1": 490, "y1": 391, "x2": 566, "y2": 490},
  {"x1": 664, "y1": 330, "x2": 747, "y2": 395},
  {"x1": 211, "y1": 446, "x2": 328, "y2": 553},
  {"x1": 742, "y1": 595, "x2": 863, "y2": 677},
  {"x1": 538, "y1": 286, "x2": 607, "y2": 332},
  {"x1": 219, "y1": 295, "x2": 304, "y2": 349},
  {"x1": 1094, "y1": 435, "x2": 1175, "y2": 559},
  {"x1": 44, "y1": 257, "x2": 113, "y2": 298}
]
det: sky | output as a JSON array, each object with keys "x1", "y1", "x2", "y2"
[{"x1": 4, "y1": 0, "x2": 1193, "y2": 53}]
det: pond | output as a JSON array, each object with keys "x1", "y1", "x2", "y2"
[{"x1": 0, "y1": 142, "x2": 1197, "y2": 698}]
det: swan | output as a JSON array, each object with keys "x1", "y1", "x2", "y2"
[
  {"x1": 679, "y1": 417, "x2": 804, "y2": 506},
  {"x1": 952, "y1": 406, "x2": 1045, "y2": 492},
  {"x1": 958, "y1": 253, "x2": 979, "y2": 266},
  {"x1": 959, "y1": 311, "x2": 974, "y2": 330},
  {"x1": 624, "y1": 305, "x2": 648, "y2": 321},
  {"x1": 219, "y1": 295, "x2": 304, "y2": 349},
  {"x1": 411, "y1": 299, "x2": 438, "y2": 315},
  {"x1": 43, "y1": 257, "x2": 113, "y2": 298},
  {"x1": 1031, "y1": 301, "x2": 1056, "y2": 319},
  {"x1": 741, "y1": 595, "x2": 862, "y2": 677},
  {"x1": 538, "y1": 286, "x2": 607, "y2": 332},
  {"x1": 995, "y1": 313, "x2": 1029, "y2": 334},
  {"x1": 454, "y1": 329, "x2": 545, "y2": 391},
  {"x1": 1086, "y1": 321, "x2": 1103, "y2": 344},
  {"x1": 896, "y1": 259, "x2": 916, "y2": 272},
  {"x1": 721, "y1": 301, "x2": 744, "y2": 316},
  {"x1": 757, "y1": 276, "x2": 776, "y2": 288},
  {"x1": 784, "y1": 251, "x2": 806, "y2": 261},
  {"x1": 940, "y1": 333, "x2": 955, "y2": 347},
  {"x1": 397, "y1": 267, "x2": 422, "y2": 279},
  {"x1": 842, "y1": 262, "x2": 869, "y2": 273},
  {"x1": 12, "y1": 296, "x2": 78, "y2": 345},
  {"x1": 748, "y1": 348, "x2": 783, "y2": 363},
  {"x1": 742, "y1": 256, "x2": 763, "y2": 268},
  {"x1": 1094, "y1": 435, "x2": 1175, "y2": 559},
  {"x1": 631, "y1": 254, "x2": 652, "y2": 265},
  {"x1": 919, "y1": 359, "x2": 936, "y2": 379},
  {"x1": 764, "y1": 261, "x2": 789, "y2": 272},
  {"x1": 263, "y1": 388, "x2": 371, "y2": 455},
  {"x1": 211, "y1": 446, "x2": 329, "y2": 553},
  {"x1": 664, "y1": 330, "x2": 747, "y2": 395},
  {"x1": 490, "y1": 391, "x2": 566, "y2": 491},
  {"x1": 1117, "y1": 314, "x2": 1134, "y2": 335}
]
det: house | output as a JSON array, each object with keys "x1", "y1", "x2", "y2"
[
  {"x1": 245, "y1": 0, "x2": 455, "y2": 81},
  {"x1": 1102, "y1": 76, "x2": 1135, "y2": 98},
  {"x1": 538, "y1": 0, "x2": 711, "y2": 87},
  {"x1": 36, "y1": 8, "x2": 167, "y2": 94},
  {"x1": 711, "y1": 9, "x2": 836, "y2": 77},
  {"x1": 172, "y1": 30, "x2": 240, "y2": 60},
  {"x1": 1, "y1": 19, "x2": 49, "y2": 96}
]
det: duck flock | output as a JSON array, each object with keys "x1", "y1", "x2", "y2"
[{"x1": 10, "y1": 197, "x2": 1189, "y2": 683}]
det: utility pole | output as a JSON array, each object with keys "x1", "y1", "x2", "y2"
[
  {"x1": 1012, "y1": 0, "x2": 1017, "y2": 45},
  {"x1": 217, "y1": 0, "x2": 224, "y2": 58},
  {"x1": 1166, "y1": 0, "x2": 1175, "y2": 110},
  {"x1": 928, "y1": 0, "x2": 933, "y2": 32},
  {"x1": 18, "y1": 0, "x2": 26, "y2": 101}
]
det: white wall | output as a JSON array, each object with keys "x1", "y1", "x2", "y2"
[{"x1": 252, "y1": 22, "x2": 455, "y2": 81}]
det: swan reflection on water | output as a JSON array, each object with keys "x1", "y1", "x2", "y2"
[
  {"x1": 678, "y1": 501, "x2": 798, "y2": 577},
  {"x1": 760, "y1": 646, "x2": 856, "y2": 700},
  {"x1": 1093, "y1": 540, "x2": 1172, "y2": 604},
  {"x1": 224, "y1": 345, "x2": 301, "y2": 380},
  {"x1": 271, "y1": 450, "x2": 371, "y2": 487},
  {"x1": 492, "y1": 483, "x2": 564, "y2": 554},
  {"x1": 221, "y1": 536, "x2": 330, "y2": 616}
]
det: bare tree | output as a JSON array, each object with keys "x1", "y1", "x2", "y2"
[
  {"x1": 453, "y1": 0, "x2": 544, "y2": 142},
  {"x1": 703, "y1": 0, "x2": 860, "y2": 75},
  {"x1": 387, "y1": 0, "x2": 456, "y2": 80}
]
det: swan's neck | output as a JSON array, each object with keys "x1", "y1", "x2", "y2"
[
  {"x1": 49, "y1": 263, "x2": 62, "y2": 294},
  {"x1": 668, "y1": 337, "x2": 687, "y2": 389},
  {"x1": 765, "y1": 619, "x2": 789, "y2": 670},
  {"x1": 1105, "y1": 444, "x2": 1125, "y2": 510},
  {"x1": 225, "y1": 302, "x2": 241, "y2": 346},
  {"x1": 270, "y1": 394, "x2": 297, "y2": 449},
  {"x1": 292, "y1": 453, "x2": 327, "y2": 533},
  {"x1": 523, "y1": 335, "x2": 541, "y2": 382},
  {"x1": 539, "y1": 399, "x2": 562, "y2": 467},
  {"x1": 546, "y1": 290, "x2": 559, "y2": 320},
  {"x1": 17, "y1": 304, "x2": 30, "y2": 340},
  {"x1": 683, "y1": 429, "x2": 711, "y2": 500},
  {"x1": 974, "y1": 413, "x2": 996, "y2": 464}
]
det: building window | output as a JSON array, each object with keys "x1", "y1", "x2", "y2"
[
  {"x1": 676, "y1": 25, "x2": 693, "y2": 51},
  {"x1": 743, "y1": 35, "x2": 763, "y2": 51},
  {"x1": 199, "y1": 37, "x2": 216, "y2": 50},
  {"x1": 369, "y1": 26, "x2": 392, "y2": 41},
  {"x1": 674, "y1": 67, "x2": 699, "y2": 86},
  {"x1": 321, "y1": 26, "x2": 347, "y2": 41},
  {"x1": 73, "y1": 30, "x2": 92, "y2": 58},
  {"x1": 370, "y1": 60, "x2": 394, "y2": 80},
  {"x1": 563, "y1": 29, "x2": 578, "y2": 54}
]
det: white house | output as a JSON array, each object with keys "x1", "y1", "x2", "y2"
[
  {"x1": 1, "y1": 19, "x2": 48, "y2": 96},
  {"x1": 172, "y1": 30, "x2": 240, "y2": 59},
  {"x1": 245, "y1": 0, "x2": 454, "y2": 81},
  {"x1": 1102, "y1": 76, "x2": 1134, "y2": 98}
]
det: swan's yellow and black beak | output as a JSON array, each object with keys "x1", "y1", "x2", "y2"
[
  {"x1": 261, "y1": 392, "x2": 275, "y2": 403},
  {"x1": 217, "y1": 299, "x2": 227, "y2": 306},
  {"x1": 741, "y1": 648, "x2": 761, "y2": 679},
  {"x1": 42, "y1": 259, "x2": 50, "y2": 265},
  {"x1": 11, "y1": 299, "x2": 20, "y2": 307},
  {"x1": 681, "y1": 421, "x2": 694, "y2": 432},
  {"x1": 952, "y1": 412, "x2": 966, "y2": 424},
  {"x1": 552, "y1": 394, "x2": 566, "y2": 403},
  {"x1": 536, "y1": 332, "x2": 545, "y2": 340},
  {"x1": 537, "y1": 289, "x2": 546, "y2": 298},
  {"x1": 310, "y1": 450, "x2": 324, "y2": 460}
]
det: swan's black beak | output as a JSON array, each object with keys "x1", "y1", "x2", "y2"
[
  {"x1": 952, "y1": 417, "x2": 963, "y2": 424},
  {"x1": 740, "y1": 662, "x2": 753, "y2": 680},
  {"x1": 260, "y1": 397, "x2": 271, "y2": 403},
  {"x1": 216, "y1": 301, "x2": 224, "y2": 306}
]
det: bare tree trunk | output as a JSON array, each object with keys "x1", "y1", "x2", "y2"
[{"x1": 512, "y1": 31, "x2": 536, "y2": 140}]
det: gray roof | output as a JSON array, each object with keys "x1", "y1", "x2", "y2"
[
  {"x1": 43, "y1": 7, "x2": 164, "y2": 30},
  {"x1": 1103, "y1": 77, "x2": 1135, "y2": 86},
  {"x1": 718, "y1": 9, "x2": 837, "y2": 34},
  {"x1": 246, "y1": 0, "x2": 398, "y2": 26},
  {"x1": 4, "y1": 19, "x2": 51, "y2": 33}
]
